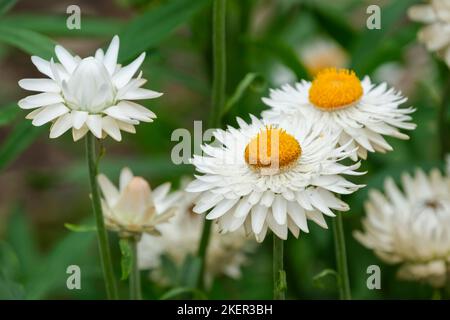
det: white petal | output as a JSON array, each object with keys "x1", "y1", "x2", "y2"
[
  {"x1": 272, "y1": 195, "x2": 287, "y2": 225},
  {"x1": 120, "y1": 88, "x2": 163, "y2": 100},
  {"x1": 31, "y1": 56, "x2": 53, "y2": 79},
  {"x1": 49, "y1": 113, "x2": 72, "y2": 138},
  {"x1": 102, "y1": 116, "x2": 122, "y2": 141},
  {"x1": 112, "y1": 52, "x2": 145, "y2": 89},
  {"x1": 32, "y1": 103, "x2": 69, "y2": 126},
  {"x1": 18, "y1": 92, "x2": 63, "y2": 109},
  {"x1": 251, "y1": 205, "x2": 268, "y2": 234},
  {"x1": 97, "y1": 174, "x2": 120, "y2": 207},
  {"x1": 18, "y1": 79, "x2": 60, "y2": 93},
  {"x1": 206, "y1": 198, "x2": 239, "y2": 219},
  {"x1": 120, "y1": 167, "x2": 134, "y2": 191},
  {"x1": 55, "y1": 45, "x2": 77, "y2": 73},
  {"x1": 72, "y1": 125, "x2": 89, "y2": 141},
  {"x1": 103, "y1": 35, "x2": 120, "y2": 75},
  {"x1": 72, "y1": 110, "x2": 88, "y2": 129},
  {"x1": 86, "y1": 115, "x2": 102, "y2": 138}
]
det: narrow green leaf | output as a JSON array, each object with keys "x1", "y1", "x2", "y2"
[
  {"x1": 160, "y1": 287, "x2": 207, "y2": 300},
  {"x1": 0, "y1": 0, "x2": 16, "y2": 15},
  {"x1": 64, "y1": 223, "x2": 97, "y2": 233},
  {"x1": 312, "y1": 268, "x2": 338, "y2": 289},
  {"x1": 119, "y1": 239, "x2": 133, "y2": 281},
  {"x1": 118, "y1": 0, "x2": 211, "y2": 62},
  {"x1": 178, "y1": 254, "x2": 201, "y2": 288},
  {"x1": 222, "y1": 73, "x2": 266, "y2": 117},
  {"x1": 0, "y1": 121, "x2": 44, "y2": 171},
  {"x1": 0, "y1": 25, "x2": 55, "y2": 58},
  {"x1": 0, "y1": 104, "x2": 19, "y2": 127},
  {"x1": 0, "y1": 14, "x2": 123, "y2": 37}
]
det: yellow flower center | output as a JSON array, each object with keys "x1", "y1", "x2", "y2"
[
  {"x1": 308, "y1": 68, "x2": 363, "y2": 111},
  {"x1": 244, "y1": 126, "x2": 301, "y2": 172}
]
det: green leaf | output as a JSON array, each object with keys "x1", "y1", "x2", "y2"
[
  {"x1": 0, "y1": 14, "x2": 123, "y2": 37},
  {"x1": 64, "y1": 223, "x2": 97, "y2": 233},
  {"x1": 119, "y1": 239, "x2": 133, "y2": 281},
  {"x1": 118, "y1": 0, "x2": 211, "y2": 62},
  {"x1": 312, "y1": 269, "x2": 338, "y2": 289},
  {"x1": 160, "y1": 287, "x2": 207, "y2": 300},
  {"x1": 0, "y1": 121, "x2": 44, "y2": 171},
  {"x1": 0, "y1": 271, "x2": 25, "y2": 300},
  {"x1": 0, "y1": 0, "x2": 16, "y2": 15},
  {"x1": 0, "y1": 25, "x2": 55, "y2": 58},
  {"x1": 246, "y1": 38, "x2": 310, "y2": 80},
  {"x1": 0, "y1": 103, "x2": 19, "y2": 127},
  {"x1": 178, "y1": 254, "x2": 202, "y2": 288},
  {"x1": 221, "y1": 73, "x2": 266, "y2": 117}
]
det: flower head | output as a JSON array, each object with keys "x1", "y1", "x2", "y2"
[
  {"x1": 186, "y1": 115, "x2": 364, "y2": 242},
  {"x1": 262, "y1": 68, "x2": 416, "y2": 160},
  {"x1": 18, "y1": 35, "x2": 161, "y2": 141},
  {"x1": 354, "y1": 169, "x2": 450, "y2": 288},
  {"x1": 408, "y1": 0, "x2": 450, "y2": 67},
  {"x1": 138, "y1": 185, "x2": 254, "y2": 288},
  {"x1": 97, "y1": 167, "x2": 180, "y2": 237}
]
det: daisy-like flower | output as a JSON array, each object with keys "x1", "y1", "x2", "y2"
[
  {"x1": 354, "y1": 169, "x2": 450, "y2": 288},
  {"x1": 18, "y1": 35, "x2": 161, "y2": 141},
  {"x1": 138, "y1": 186, "x2": 254, "y2": 288},
  {"x1": 262, "y1": 68, "x2": 416, "y2": 160},
  {"x1": 186, "y1": 115, "x2": 364, "y2": 242},
  {"x1": 408, "y1": 0, "x2": 450, "y2": 67},
  {"x1": 97, "y1": 167, "x2": 180, "y2": 237}
]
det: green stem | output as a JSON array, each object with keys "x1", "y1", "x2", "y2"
[
  {"x1": 273, "y1": 235, "x2": 286, "y2": 300},
  {"x1": 129, "y1": 236, "x2": 142, "y2": 300},
  {"x1": 86, "y1": 133, "x2": 118, "y2": 300},
  {"x1": 197, "y1": 0, "x2": 227, "y2": 290},
  {"x1": 332, "y1": 213, "x2": 351, "y2": 300}
]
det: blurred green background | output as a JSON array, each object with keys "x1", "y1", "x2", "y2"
[{"x1": 0, "y1": 0, "x2": 448, "y2": 299}]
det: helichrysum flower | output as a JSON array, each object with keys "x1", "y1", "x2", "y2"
[
  {"x1": 97, "y1": 167, "x2": 180, "y2": 237},
  {"x1": 186, "y1": 115, "x2": 364, "y2": 242},
  {"x1": 18, "y1": 35, "x2": 161, "y2": 141},
  {"x1": 354, "y1": 169, "x2": 450, "y2": 288},
  {"x1": 138, "y1": 187, "x2": 253, "y2": 287},
  {"x1": 408, "y1": 0, "x2": 450, "y2": 67},
  {"x1": 262, "y1": 68, "x2": 416, "y2": 160}
]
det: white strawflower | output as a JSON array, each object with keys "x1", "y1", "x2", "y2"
[
  {"x1": 186, "y1": 115, "x2": 364, "y2": 242},
  {"x1": 262, "y1": 68, "x2": 416, "y2": 160},
  {"x1": 138, "y1": 187, "x2": 254, "y2": 288},
  {"x1": 354, "y1": 169, "x2": 450, "y2": 288},
  {"x1": 408, "y1": 0, "x2": 450, "y2": 67},
  {"x1": 18, "y1": 35, "x2": 161, "y2": 141},
  {"x1": 97, "y1": 167, "x2": 180, "y2": 237}
]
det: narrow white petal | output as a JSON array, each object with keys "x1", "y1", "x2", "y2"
[
  {"x1": 55, "y1": 45, "x2": 77, "y2": 73},
  {"x1": 103, "y1": 35, "x2": 120, "y2": 75},
  {"x1": 272, "y1": 195, "x2": 287, "y2": 225},
  {"x1": 72, "y1": 125, "x2": 89, "y2": 141},
  {"x1": 102, "y1": 116, "x2": 122, "y2": 141},
  {"x1": 119, "y1": 167, "x2": 134, "y2": 191},
  {"x1": 31, "y1": 56, "x2": 53, "y2": 79},
  {"x1": 72, "y1": 110, "x2": 88, "y2": 129},
  {"x1": 86, "y1": 114, "x2": 102, "y2": 138},
  {"x1": 97, "y1": 174, "x2": 120, "y2": 207},
  {"x1": 32, "y1": 103, "x2": 69, "y2": 126},
  {"x1": 18, "y1": 79, "x2": 60, "y2": 93},
  {"x1": 112, "y1": 52, "x2": 145, "y2": 89},
  {"x1": 18, "y1": 93, "x2": 63, "y2": 109},
  {"x1": 49, "y1": 113, "x2": 72, "y2": 138}
]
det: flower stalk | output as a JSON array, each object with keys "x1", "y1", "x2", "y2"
[
  {"x1": 332, "y1": 213, "x2": 351, "y2": 300},
  {"x1": 86, "y1": 133, "x2": 118, "y2": 300},
  {"x1": 129, "y1": 236, "x2": 142, "y2": 300},
  {"x1": 273, "y1": 236, "x2": 286, "y2": 300},
  {"x1": 197, "y1": 0, "x2": 227, "y2": 290}
]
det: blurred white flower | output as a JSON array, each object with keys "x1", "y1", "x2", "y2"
[
  {"x1": 138, "y1": 187, "x2": 254, "y2": 288},
  {"x1": 408, "y1": 0, "x2": 450, "y2": 67},
  {"x1": 186, "y1": 115, "x2": 364, "y2": 242},
  {"x1": 354, "y1": 169, "x2": 450, "y2": 288},
  {"x1": 97, "y1": 167, "x2": 180, "y2": 237},
  {"x1": 18, "y1": 35, "x2": 161, "y2": 141},
  {"x1": 262, "y1": 68, "x2": 416, "y2": 160},
  {"x1": 300, "y1": 39, "x2": 348, "y2": 76}
]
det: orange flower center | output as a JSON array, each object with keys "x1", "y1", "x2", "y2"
[
  {"x1": 244, "y1": 126, "x2": 301, "y2": 172},
  {"x1": 308, "y1": 68, "x2": 363, "y2": 111}
]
